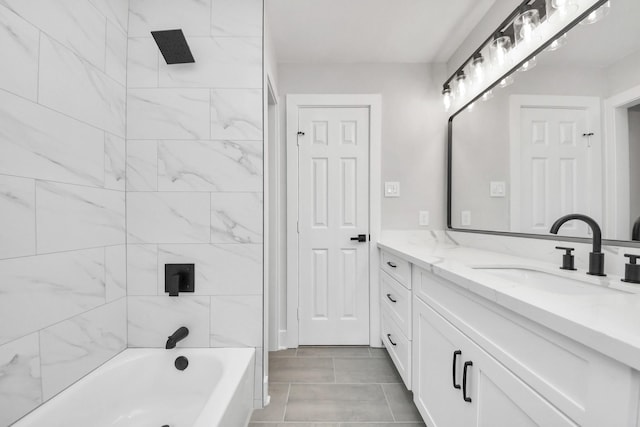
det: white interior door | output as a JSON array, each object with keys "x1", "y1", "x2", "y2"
[
  {"x1": 297, "y1": 107, "x2": 370, "y2": 345},
  {"x1": 517, "y1": 105, "x2": 601, "y2": 236}
]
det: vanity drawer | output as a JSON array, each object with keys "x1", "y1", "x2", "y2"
[
  {"x1": 381, "y1": 271, "x2": 411, "y2": 337},
  {"x1": 381, "y1": 250, "x2": 411, "y2": 289},
  {"x1": 382, "y1": 310, "x2": 411, "y2": 389}
]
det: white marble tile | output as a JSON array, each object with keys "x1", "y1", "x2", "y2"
[
  {"x1": 0, "y1": 5, "x2": 39, "y2": 100},
  {"x1": 0, "y1": 249, "x2": 105, "y2": 346},
  {"x1": 158, "y1": 37, "x2": 261, "y2": 88},
  {"x1": 40, "y1": 299, "x2": 126, "y2": 400},
  {"x1": 127, "y1": 244, "x2": 158, "y2": 295},
  {"x1": 210, "y1": 192, "x2": 263, "y2": 243},
  {"x1": 36, "y1": 182, "x2": 126, "y2": 253},
  {"x1": 127, "y1": 38, "x2": 159, "y2": 88},
  {"x1": 127, "y1": 192, "x2": 210, "y2": 244},
  {"x1": 211, "y1": 89, "x2": 262, "y2": 140},
  {"x1": 158, "y1": 140, "x2": 262, "y2": 191},
  {"x1": 105, "y1": 245, "x2": 126, "y2": 302},
  {"x1": 3, "y1": 0, "x2": 106, "y2": 69},
  {"x1": 210, "y1": 295, "x2": 261, "y2": 347},
  {"x1": 127, "y1": 89, "x2": 210, "y2": 140},
  {"x1": 89, "y1": 0, "x2": 128, "y2": 32},
  {"x1": 158, "y1": 244, "x2": 262, "y2": 295},
  {"x1": 128, "y1": 296, "x2": 210, "y2": 347},
  {"x1": 211, "y1": 0, "x2": 262, "y2": 37},
  {"x1": 0, "y1": 175, "x2": 35, "y2": 259},
  {"x1": 0, "y1": 89, "x2": 104, "y2": 187},
  {"x1": 128, "y1": 0, "x2": 211, "y2": 37},
  {"x1": 105, "y1": 133, "x2": 126, "y2": 191},
  {"x1": 0, "y1": 334, "x2": 42, "y2": 426},
  {"x1": 38, "y1": 35, "x2": 126, "y2": 137},
  {"x1": 105, "y1": 21, "x2": 127, "y2": 85},
  {"x1": 126, "y1": 140, "x2": 158, "y2": 191}
]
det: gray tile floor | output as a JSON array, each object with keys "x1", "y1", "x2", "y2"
[{"x1": 249, "y1": 346, "x2": 426, "y2": 427}]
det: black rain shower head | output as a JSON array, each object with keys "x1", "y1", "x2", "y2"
[{"x1": 151, "y1": 29, "x2": 195, "y2": 65}]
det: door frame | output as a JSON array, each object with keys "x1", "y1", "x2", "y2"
[
  {"x1": 603, "y1": 84, "x2": 640, "y2": 240},
  {"x1": 286, "y1": 94, "x2": 382, "y2": 348},
  {"x1": 508, "y1": 95, "x2": 602, "y2": 232}
]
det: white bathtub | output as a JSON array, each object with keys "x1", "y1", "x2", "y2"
[{"x1": 12, "y1": 348, "x2": 255, "y2": 427}]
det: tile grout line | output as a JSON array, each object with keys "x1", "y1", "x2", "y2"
[
  {"x1": 380, "y1": 382, "x2": 396, "y2": 422},
  {"x1": 283, "y1": 382, "x2": 291, "y2": 423}
]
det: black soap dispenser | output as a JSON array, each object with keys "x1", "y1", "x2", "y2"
[{"x1": 622, "y1": 254, "x2": 640, "y2": 284}]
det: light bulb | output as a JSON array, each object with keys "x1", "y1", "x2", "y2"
[
  {"x1": 456, "y1": 71, "x2": 467, "y2": 99},
  {"x1": 581, "y1": 1, "x2": 610, "y2": 25},
  {"x1": 514, "y1": 9, "x2": 540, "y2": 44},
  {"x1": 490, "y1": 36, "x2": 512, "y2": 68},
  {"x1": 481, "y1": 90, "x2": 493, "y2": 102},
  {"x1": 551, "y1": 0, "x2": 577, "y2": 19},
  {"x1": 519, "y1": 56, "x2": 537, "y2": 72},
  {"x1": 546, "y1": 33, "x2": 567, "y2": 52},
  {"x1": 498, "y1": 75, "x2": 514, "y2": 88},
  {"x1": 470, "y1": 54, "x2": 485, "y2": 86},
  {"x1": 442, "y1": 85, "x2": 452, "y2": 111}
]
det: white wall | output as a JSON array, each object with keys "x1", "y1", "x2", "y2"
[
  {"x1": 278, "y1": 63, "x2": 448, "y2": 230},
  {"x1": 0, "y1": 1, "x2": 128, "y2": 424}
]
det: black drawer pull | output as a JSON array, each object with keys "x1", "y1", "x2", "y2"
[
  {"x1": 386, "y1": 261, "x2": 397, "y2": 268},
  {"x1": 386, "y1": 334, "x2": 397, "y2": 346},
  {"x1": 463, "y1": 361, "x2": 473, "y2": 403},
  {"x1": 452, "y1": 350, "x2": 461, "y2": 389},
  {"x1": 386, "y1": 293, "x2": 397, "y2": 303}
]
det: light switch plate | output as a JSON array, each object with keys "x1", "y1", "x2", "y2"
[
  {"x1": 490, "y1": 181, "x2": 506, "y2": 197},
  {"x1": 419, "y1": 211, "x2": 430, "y2": 226},
  {"x1": 384, "y1": 182, "x2": 400, "y2": 197},
  {"x1": 461, "y1": 211, "x2": 471, "y2": 226}
]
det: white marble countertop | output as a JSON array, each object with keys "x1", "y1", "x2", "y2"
[{"x1": 378, "y1": 231, "x2": 640, "y2": 371}]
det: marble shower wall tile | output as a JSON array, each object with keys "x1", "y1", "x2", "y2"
[
  {"x1": 158, "y1": 37, "x2": 262, "y2": 88},
  {"x1": 0, "y1": 248, "x2": 105, "y2": 346},
  {"x1": 0, "y1": 175, "x2": 36, "y2": 259},
  {"x1": 2, "y1": 0, "x2": 106, "y2": 69},
  {"x1": 210, "y1": 192, "x2": 263, "y2": 243},
  {"x1": 211, "y1": 88, "x2": 263, "y2": 140},
  {"x1": 158, "y1": 244, "x2": 262, "y2": 295},
  {"x1": 0, "y1": 90, "x2": 104, "y2": 187},
  {"x1": 105, "y1": 21, "x2": 127, "y2": 85},
  {"x1": 0, "y1": 334, "x2": 42, "y2": 426},
  {"x1": 128, "y1": 0, "x2": 211, "y2": 37},
  {"x1": 210, "y1": 296, "x2": 262, "y2": 347},
  {"x1": 126, "y1": 140, "x2": 158, "y2": 191},
  {"x1": 89, "y1": 0, "x2": 129, "y2": 33},
  {"x1": 128, "y1": 296, "x2": 210, "y2": 347},
  {"x1": 105, "y1": 245, "x2": 126, "y2": 302},
  {"x1": 158, "y1": 140, "x2": 262, "y2": 192},
  {"x1": 105, "y1": 133, "x2": 126, "y2": 191},
  {"x1": 36, "y1": 182, "x2": 126, "y2": 253},
  {"x1": 38, "y1": 35, "x2": 126, "y2": 137},
  {"x1": 211, "y1": 0, "x2": 262, "y2": 37},
  {"x1": 40, "y1": 299, "x2": 126, "y2": 400},
  {"x1": 127, "y1": 89, "x2": 210, "y2": 139},
  {"x1": 127, "y1": 38, "x2": 159, "y2": 88},
  {"x1": 127, "y1": 244, "x2": 158, "y2": 296},
  {"x1": 0, "y1": 5, "x2": 39, "y2": 100},
  {"x1": 127, "y1": 192, "x2": 210, "y2": 244}
]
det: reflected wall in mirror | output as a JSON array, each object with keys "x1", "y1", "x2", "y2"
[{"x1": 450, "y1": 0, "x2": 640, "y2": 242}]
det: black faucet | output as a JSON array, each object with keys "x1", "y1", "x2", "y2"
[
  {"x1": 632, "y1": 217, "x2": 640, "y2": 241},
  {"x1": 549, "y1": 214, "x2": 605, "y2": 276},
  {"x1": 166, "y1": 326, "x2": 189, "y2": 349}
]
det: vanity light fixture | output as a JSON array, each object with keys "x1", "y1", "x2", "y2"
[
  {"x1": 442, "y1": 84, "x2": 452, "y2": 111},
  {"x1": 481, "y1": 89, "x2": 494, "y2": 102},
  {"x1": 514, "y1": 7, "x2": 541, "y2": 44},
  {"x1": 580, "y1": 0, "x2": 610, "y2": 24},
  {"x1": 456, "y1": 70, "x2": 468, "y2": 99},
  {"x1": 470, "y1": 53, "x2": 485, "y2": 86},
  {"x1": 518, "y1": 56, "x2": 537, "y2": 72},
  {"x1": 551, "y1": 0, "x2": 578, "y2": 20},
  {"x1": 490, "y1": 35, "x2": 513, "y2": 67},
  {"x1": 546, "y1": 33, "x2": 568, "y2": 51},
  {"x1": 498, "y1": 75, "x2": 514, "y2": 88}
]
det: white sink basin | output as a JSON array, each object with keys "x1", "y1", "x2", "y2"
[{"x1": 473, "y1": 267, "x2": 630, "y2": 295}]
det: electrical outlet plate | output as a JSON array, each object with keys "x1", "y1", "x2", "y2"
[
  {"x1": 461, "y1": 211, "x2": 471, "y2": 226},
  {"x1": 384, "y1": 182, "x2": 400, "y2": 197},
  {"x1": 419, "y1": 211, "x2": 430, "y2": 226},
  {"x1": 490, "y1": 181, "x2": 506, "y2": 198}
]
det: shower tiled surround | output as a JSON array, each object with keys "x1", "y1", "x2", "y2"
[
  {"x1": 0, "y1": 0, "x2": 129, "y2": 424},
  {"x1": 125, "y1": 0, "x2": 264, "y2": 408}
]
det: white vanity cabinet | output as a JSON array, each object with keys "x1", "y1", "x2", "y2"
[{"x1": 380, "y1": 250, "x2": 412, "y2": 389}]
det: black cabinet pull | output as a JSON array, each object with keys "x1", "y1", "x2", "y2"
[
  {"x1": 387, "y1": 261, "x2": 397, "y2": 268},
  {"x1": 452, "y1": 350, "x2": 462, "y2": 389},
  {"x1": 386, "y1": 334, "x2": 397, "y2": 346},
  {"x1": 386, "y1": 293, "x2": 397, "y2": 303},
  {"x1": 462, "y1": 361, "x2": 473, "y2": 403}
]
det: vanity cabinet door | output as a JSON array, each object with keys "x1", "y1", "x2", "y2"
[{"x1": 413, "y1": 296, "x2": 578, "y2": 427}]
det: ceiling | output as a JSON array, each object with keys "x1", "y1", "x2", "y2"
[{"x1": 266, "y1": 0, "x2": 496, "y2": 64}]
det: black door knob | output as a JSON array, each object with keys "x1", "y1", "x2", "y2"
[{"x1": 350, "y1": 234, "x2": 367, "y2": 242}]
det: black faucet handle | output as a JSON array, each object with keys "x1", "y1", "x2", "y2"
[
  {"x1": 624, "y1": 254, "x2": 640, "y2": 264},
  {"x1": 555, "y1": 246, "x2": 576, "y2": 271}
]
